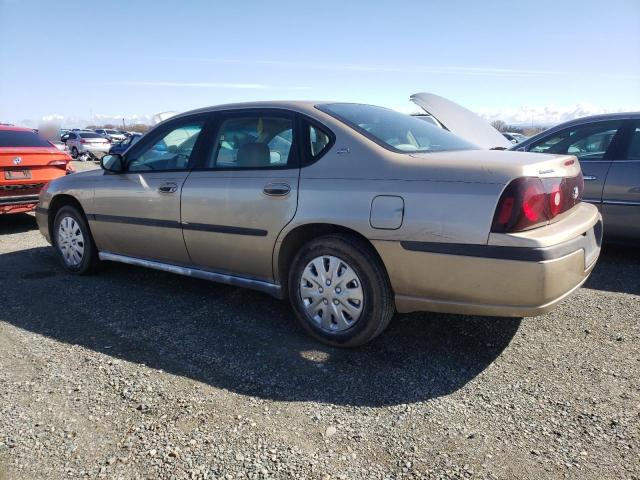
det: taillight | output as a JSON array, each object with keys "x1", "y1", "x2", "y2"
[
  {"x1": 80, "y1": 139, "x2": 87, "y2": 144},
  {"x1": 492, "y1": 173, "x2": 583, "y2": 233},
  {"x1": 48, "y1": 159, "x2": 68, "y2": 170}
]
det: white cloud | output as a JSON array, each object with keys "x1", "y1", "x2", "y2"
[
  {"x1": 107, "y1": 81, "x2": 272, "y2": 89},
  {"x1": 476, "y1": 103, "x2": 639, "y2": 126},
  {"x1": 13, "y1": 102, "x2": 638, "y2": 130},
  {"x1": 158, "y1": 57, "x2": 640, "y2": 80}
]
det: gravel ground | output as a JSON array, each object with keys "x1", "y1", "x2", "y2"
[{"x1": 0, "y1": 204, "x2": 638, "y2": 479}]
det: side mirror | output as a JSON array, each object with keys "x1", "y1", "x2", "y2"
[{"x1": 100, "y1": 154, "x2": 124, "y2": 173}]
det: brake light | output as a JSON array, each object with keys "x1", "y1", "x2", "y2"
[
  {"x1": 48, "y1": 159, "x2": 69, "y2": 170},
  {"x1": 491, "y1": 173, "x2": 583, "y2": 233},
  {"x1": 80, "y1": 139, "x2": 86, "y2": 144},
  {"x1": 48, "y1": 159, "x2": 68, "y2": 168}
]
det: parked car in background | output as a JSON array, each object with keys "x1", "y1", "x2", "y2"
[
  {"x1": 108, "y1": 133, "x2": 143, "y2": 155},
  {"x1": 503, "y1": 132, "x2": 528, "y2": 144},
  {"x1": 36, "y1": 101, "x2": 601, "y2": 347},
  {"x1": 0, "y1": 125, "x2": 71, "y2": 214},
  {"x1": 512, "y1": 113, "x2": 640, "y2": 244},
  {"x1": 95, "y1": 129, "x2": 126, "y2": 143},
  {"x1": 65, "y1": 132, "x2": 110, "y2": 159}
]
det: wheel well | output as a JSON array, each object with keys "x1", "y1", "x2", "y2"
[
  {"x1": 277, "y1": 223, "x2": 386, "y2": 298},
  {"x1": 47, "y1": 195, "x2": 87, "y2": 242}
]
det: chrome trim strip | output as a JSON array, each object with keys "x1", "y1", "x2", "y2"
[
  {"x1": 88, "y1": 213, "x2": 268, "y2": 236},
  {"x1": 602, "y1": 200, "x2": 640, "y2": 206},
  {"x1": 98, "y1": 252, "x2": 284, "y2": 298},
  {"x1": 0, "y1": 194, "x2": 40, "y2": 206},
  {"x1": 401, "y1": 220, "x2": 603, "y2": 261}
]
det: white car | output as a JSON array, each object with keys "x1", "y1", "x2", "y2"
[
  {"x1": 94, "y1": 129, "x2": 126, "y2": 143},
  {"x1": 64, "y1": 131, "x2": 110, "y2": 159}
]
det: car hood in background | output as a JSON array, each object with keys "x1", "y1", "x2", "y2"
[{"x1": 410, "y1": 92, "x2": 512, "y2": 150}]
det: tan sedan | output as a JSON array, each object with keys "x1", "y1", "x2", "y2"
[{"x1": 36, "y1": 101, "x2": 602, "y2": 347}]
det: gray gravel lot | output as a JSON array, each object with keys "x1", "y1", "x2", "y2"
[{"x1": 0, "y1": 194, "x2": 638, "y2": 478}]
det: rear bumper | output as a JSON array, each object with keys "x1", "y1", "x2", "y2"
[
  {"x1": 375, "y1": 204, "x2": 602, "y2": 317},
  {"x1": 0, "y1": 194, "x2": 39, "y2": 214},
  {"x1": 80, "y1": 144, "x2": 110, "y2": 152},
  {"x1": 0, "y1": 194, "x2": 40, "y2": 206},
  {"x1": 35, "y1": 206, "x2": 51, "y2": 243}
]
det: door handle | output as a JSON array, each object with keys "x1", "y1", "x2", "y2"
[
  {"x1": 158, "y1": 182, "x2": 178, "y2": 193},
  {"x1": 263, "y1": 183, "x2": 291, "y2": 196},
  {"x1": 584, "y1": 176, "x2": 597, "y2": 181}
]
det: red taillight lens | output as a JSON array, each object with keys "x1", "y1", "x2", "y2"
[
  {"x1": 48, "y1": 159, "x2": 68, "y2": 169},
  {"x1": 80, "y1": 139, "x2": 86, "y2": 144},
  {"x1": 492, "y1": 174, "x2": 584, "y2": 233},
  {"x1": 521, "y1": 181, "x2": 546, "y2": 222}
]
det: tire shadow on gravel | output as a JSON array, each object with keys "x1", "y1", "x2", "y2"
[
  {"x1": 2, "y1": 247, "x2": 523, "y2": 407},
  {"x1": 584, "y1": 244, "x2": 640, "y2": 296},
  {"x1": 0, "y1": 213, "x2": 38, "y2": 235}
]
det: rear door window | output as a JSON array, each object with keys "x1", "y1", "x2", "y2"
[
  {"x1": 625, "y1": 123, "x2": 640, "y2": 160},
  {"x1": 207, "y1": 115, "x2": 296, "y2": 169},
  {"x1": 528, "y1": 121, "x2": 624, "y2": 161},
  {"x1": 0, "y1": 130, "x2": 52, "y2": 147}
]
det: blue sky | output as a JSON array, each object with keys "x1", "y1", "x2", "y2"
[{"x1": 0, "y1": 0, "x2": 638, "y2": 126}]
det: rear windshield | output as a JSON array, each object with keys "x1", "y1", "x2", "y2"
[
  {"x1": 318, "y1": 103, "x2": 477, "y2": 153},
  {"x1": 79, "y1": 133, "x2": 103, "y2": 139},
  {"x1": 105, "y1": 130, "x2": 120, "y2": 134},
  {"x1": 0, "y1": 130, "x2": 52, "y2": 147}
]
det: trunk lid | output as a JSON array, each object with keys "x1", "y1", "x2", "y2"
[
  {"x1": 410, "y1": 92, "x2": 512, "y2": 149},
  {"x1": 0, "y1": 147, "x2": 70, "y2": 167},
  {"x1": 402, "y1": 149, "x2": 581, "y2": 184}
]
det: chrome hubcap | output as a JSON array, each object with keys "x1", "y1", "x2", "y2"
[
  {"x1": 57, "y1": 216, "x2": 84, "y2": 266},
  {"x1": 299, "y1": 255, "x2": 364, "y2": 333}
]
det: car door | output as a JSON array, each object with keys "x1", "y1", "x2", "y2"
[
  {"x1": 601, "y1": 120, "x2": 640, "y2": 241},
  {"x1": 89, "y1": 115, "x2": 207, "y2": 264},
  {"x1": 525, "y1": 120, "x2": 626, "y2": 205},
  {"x1": 180, "y1": 109, "x2": 300, "y2": 282},
  {"x1": 66, "y1": 132, "x2": 77, "y2": 150}
]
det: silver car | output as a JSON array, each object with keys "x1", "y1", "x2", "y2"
[
  {"x1": 95, "y1": 129, "x2": 127, "y2": 143},
  {"x1": 36, "y1": 101, "x2": 602, "y2": 347},
  {"x1": 64, "y1": 131, "x2": 110, "y2": 159}
]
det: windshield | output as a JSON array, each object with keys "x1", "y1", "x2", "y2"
[
  {"x1": 79, "y1": 133, "x2": 103, "y2": 139},
  {"x1": 318, "y1": 103, "x2": 477, "y2": 153},
  {"x1": 105, "y1": 130, "x2": 120, "y2": 134}
]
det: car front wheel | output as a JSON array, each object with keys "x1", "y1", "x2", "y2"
[
  {"x1": 288, "y1": 234, "x2": 395, "y2": 347},
  {"x1": 53, "y1": 205, "x2": 99, "y2": 274}
]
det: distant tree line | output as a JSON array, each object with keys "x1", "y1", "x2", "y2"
[
  {"x1": 490, "y1": 120, "x2": 546, "y2": 137},
  {"x1": 85, "y1": 123, "x2": 150, "y2": 133}
]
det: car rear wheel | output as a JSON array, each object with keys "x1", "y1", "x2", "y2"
[
  {"x1": 53, "y1": 205, "x2": 99, "y2": 274},
  {"x1": 71, "y1": 147, "x2": 79, "y2": 159},
  {"x1": 288, "y1": 234, "x2": 395, "y2": 347}
]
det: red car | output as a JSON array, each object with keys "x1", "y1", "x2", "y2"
[{"x1": 0, "y1": 125, "x2": 73, "y2": 215}]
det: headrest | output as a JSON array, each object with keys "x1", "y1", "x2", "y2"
[{"x1": 237, "y1": 142, "x2": 270, "y2": 167}]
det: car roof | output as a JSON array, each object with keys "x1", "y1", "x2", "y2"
[
  {"x1": 544, "y1": 112, "x2": 640, "y2": 129},
  {"x1": 174, "y1": 100, "x2": 328, "y2": 118},
  {"x1": 0, "y1": 125, "x2": 35, "y2": 132}
]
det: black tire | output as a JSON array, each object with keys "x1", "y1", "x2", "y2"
[
  {"x1": 53, "y1": 205, "x2": 100, "y2": 274},
  {"x1": 71, "y1": 147, "x2": 79, "y2": 159},
  {"x1": 288, "y1": 234, "x2": 395, "y2": 347}
]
